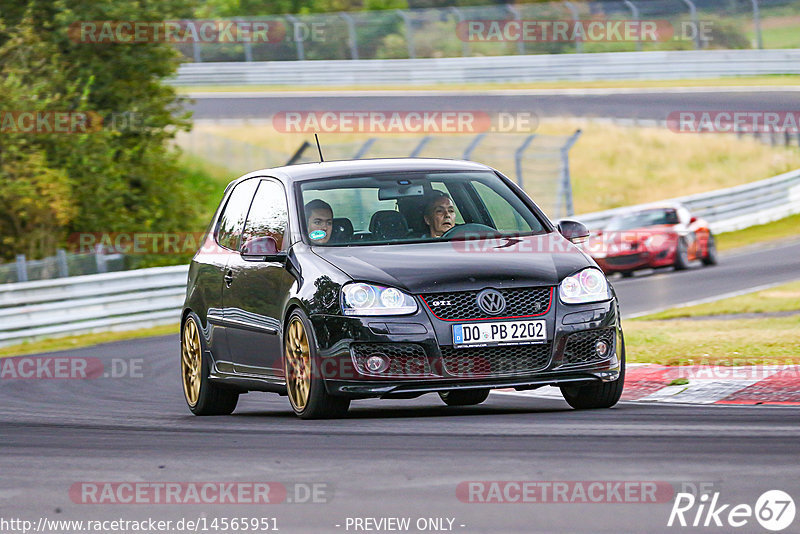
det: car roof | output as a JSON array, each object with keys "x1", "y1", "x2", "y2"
[
  {"x1": 230, "y1": 158, "x2": 494, "y2": 186},
  {"x1": 615, "y1": 202, "x2": 686, "y2": 216}
]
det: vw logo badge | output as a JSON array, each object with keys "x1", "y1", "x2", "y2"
[{"x1": 476, "y1": 289, "x2": 506, "y2": 315}]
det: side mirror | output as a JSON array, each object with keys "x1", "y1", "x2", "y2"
[
  {"x1": 240, "y1": 236, "x2": 286, "y2": 263},
  {"x1": 557, "y1": 219, "x2": 590, "y2": 244}
]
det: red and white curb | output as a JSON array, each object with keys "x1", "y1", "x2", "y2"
[{"x1": 496, "y1": 363, "x2": 800, "y2": 405}]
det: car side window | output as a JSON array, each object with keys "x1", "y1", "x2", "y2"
[
  {"x1": 242, "y1": 179, "x2": 289, "y2": 251},
  {"x1": 216, "y1": 179, "x2": 259, "y2": 251}
]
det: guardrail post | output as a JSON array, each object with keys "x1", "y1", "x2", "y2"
[
  {"x1": 558, "y1": 129, "x2": 582, "y2": 217},
  {"x1": 505, "y1": 5, "x2": 525, "y2": 55},
  {"x1": 462, "y1": 133, "x2": 486, "y2": 160},
  {"x1": 410, "y1": 136, "x2": 431, "y2": 157},
  {"x1": 238, "y1": 17, "x2": 253, "y2": 61},
  {"x1": 354, "y1": 138, "x2": 376, "y2": 159},
  {"x1": 563, "y1": 2, "x2": 583, "y2": 53},
  {"x1": 56, "y1": 249, "x2": 69, "y2": 278},
  {"x1": 286, "y1": 141, "x2": 311, "y2": 165},
  {"x1": 623, "y1": 0, "x2": 642, "y2": 52},
  {"x1": 95, "y1": 244, "x2": 108, "y2": 274},
  {"x1": 396, "y1": 10, "x2": 416, "y2": 59},
  {"x1": 514, "y1": 135, "x2": 536, "y2": 188},
  {"x1": 192, "y1": 41, "x2": 202, "y2": 63},
  {"x1": 286, "y1": 15, "x2": 305, "y2": 60},
  {"x1": 15, "y1": 254, "x2": 28, "y2": 283},
  {"x1": 751, "y1": 0, "x2": 763, "y2": 49},
  {"x1": 680, "y1": 0, "x2": 702, "y2": 49},
  {"x1": 340, "y1": 13, "x2": 359, "y2": 59},
  {"x1": 448, "y1": 7, "x2": 470, "y2": 57}
]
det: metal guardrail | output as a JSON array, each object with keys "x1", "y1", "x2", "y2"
[
  {"x1": 575, "y1": 167, "x2": 800, "y2": 231},
  {"x1": 171, "y1": 49, "x2": 800, "y2": 86},
  {"x1": 0, "y1": 266, "x2": 188, "y2": 348},
  {"x1": 1, "y1": 167, "x2": 798, "y2": 347},
  {"x1": 175, "y1": 0, "x2": 800, "y2": 63}
]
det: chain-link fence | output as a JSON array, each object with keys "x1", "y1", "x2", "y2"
[
  {"x1": 175, "y1": 129, "x2": 582, "y2": 220},
  {"x1": 175, "y1": 0, "x2": 800, "y2": 63},
  {"x1": 0, "y1": 249, "x2": 126, "y2": 284}
]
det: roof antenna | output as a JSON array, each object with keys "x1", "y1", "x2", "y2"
[{"x1": 314, "y1": 133, "x2": 324, "y2": 162}]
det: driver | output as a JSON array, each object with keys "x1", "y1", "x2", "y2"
[
  {"x1": 304, "y1": 199, "x2": 333, "y2": 244},
  {"x1": 423, "y1": 191, "x2": 456, "y2": 238}
]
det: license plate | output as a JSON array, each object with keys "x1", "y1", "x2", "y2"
[{"x1": 452, "y1": 320, "x2": 547, "y2": 348}]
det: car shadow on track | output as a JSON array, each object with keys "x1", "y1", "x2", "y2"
[{"x1": 230, "y1": 395, "x2": 575, "y2": 420}]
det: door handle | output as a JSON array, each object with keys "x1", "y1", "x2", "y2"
[{"x1": 224, "y1": 270, "x2": 233, "y2": 287}]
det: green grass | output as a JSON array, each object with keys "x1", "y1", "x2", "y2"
[
  {"x1": 627, "y1": 279, "x2": 800, "y2": 365},
  {"x1": 0, "y1": 324, "x2": 179, "y2": 358},
  {"x1": 190, "y1": 119, "x2": 800, "y2": 214},
  {"x1": 638, "y1": 280, "x2": 800, "y2": 320},
  {"x1": 625, "y1": 315, "x2": 800, "y2": 366},
  {"x1": 174, "y1": 75, "x2": 800, "y2": 94},
  {"x1": 717, "y1": 212, "x2": 800, "y2": 251}
]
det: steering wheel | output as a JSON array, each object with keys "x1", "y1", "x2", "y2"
[{"x1": 441, "y1": 223, "x2": 501, "y2": 239}]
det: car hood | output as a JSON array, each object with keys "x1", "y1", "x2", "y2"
[{"x1": 311, "y1": 233, "x2": 592, "y2": 294}]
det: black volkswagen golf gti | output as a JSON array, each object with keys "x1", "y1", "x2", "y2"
[{"x1": 181, "y1": 159, "x2": 625, "y2": 418}]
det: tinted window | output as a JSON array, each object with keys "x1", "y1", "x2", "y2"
[
  {"x1": 243, "y1": 180, "x2": 289, "y2": 251},
  {"x1": 216, "y1": 179, "x2": 259, "y2": 251},
  {"x1": 299, "y1": 171, "x2": 546, "y2": 246}
]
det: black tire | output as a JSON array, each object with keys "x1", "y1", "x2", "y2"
[
  {"x1": 701, "y1": 233, "x2": 718, "y2": 266},
  {"x1": 673, "y1": 238, "x2": 690, "y2": 271},
  {"x1": 620, "y1": 271, "x2": 634, "y2": 278},
  {"x1": 439, "y1": 389, "x2": 490, "y2": 406},
  {"x1": 284, "y1": 309, "x2": 350, "y2": 420},
  {"x1": 181, "y1": 313, "x2": 239, "y2": 416},
  {"x1": 560, "y1": 334, "x2": 625, "y2": 410}
]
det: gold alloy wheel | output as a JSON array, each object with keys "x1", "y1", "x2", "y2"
[
  {"x1": 181, "y1": 318, "x2": 202, "y2": 407},
  {"x1": 285, "y1": 317, "x2": 311, "y2": 411}
]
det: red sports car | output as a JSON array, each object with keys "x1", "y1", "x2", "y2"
[{"x1": 585, "y1": 204, "x2": 718, "y2": 277}]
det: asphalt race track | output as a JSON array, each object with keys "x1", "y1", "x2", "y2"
[
  {"x1": 612, "y1": 239, "x2": 800, "y2": 317},
  {"x1": 5, "y1": 86, "x2": 800, "y2": 532},
  {"x1": 1, "y1": 241, "x2": 799, "y2": 533},
  {"x1": 188, "y1": 88, "x2": 800, "y2": 122}
]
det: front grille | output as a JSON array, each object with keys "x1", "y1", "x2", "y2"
[
  {"x1": 421, "y1": 287, "x2": 552, "y2": 321},
  {"x1": 440, "y1": 343, "x2": 552, "y2": 377},
  {"x1": 605, "y1": 253, "x2": 646, "y2": 266},
  {"x1": 350, "y1": 343, "x2": 432, "y2": 377},
  {"x1": 563, "y1": 329, "x2": 616, "y2": 365}
]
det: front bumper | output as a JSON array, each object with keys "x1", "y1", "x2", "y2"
[{"x1": 309, "y1": 295, "x2": 623, "y2": 399}]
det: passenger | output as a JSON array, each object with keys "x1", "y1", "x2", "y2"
[
  {"x1": 423, "y1": 191, "x2": 457, "y2": 238},
  {"x1": 304, "y1": 199, "x2": 333, "y2": 244}
]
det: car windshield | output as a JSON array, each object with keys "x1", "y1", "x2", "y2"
[
  {"x1": 298, "y1": 171, "x2": 547, "y2": 246},
  {"x1": 605, "y1": 208, "x2": 680, "y2": 231}
]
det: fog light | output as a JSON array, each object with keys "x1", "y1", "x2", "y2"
[
  {"x1": 365, "y1": 354, "x2": 389, "y2": 373},
  {"x1": 595, "y1": 340, "x2": 610, "y2": 357}
]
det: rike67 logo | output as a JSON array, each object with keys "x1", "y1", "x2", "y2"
[{"x1": 668, "y1": 490, "x2": 795, "y2": 531}]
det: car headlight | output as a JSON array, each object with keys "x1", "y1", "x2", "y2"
[
  {"x1": 559, "y1": 268, "x2": 611, "y2": 304},
  {"x1": 341, "y1": 283, "x2": 418, "y2": 316}
]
